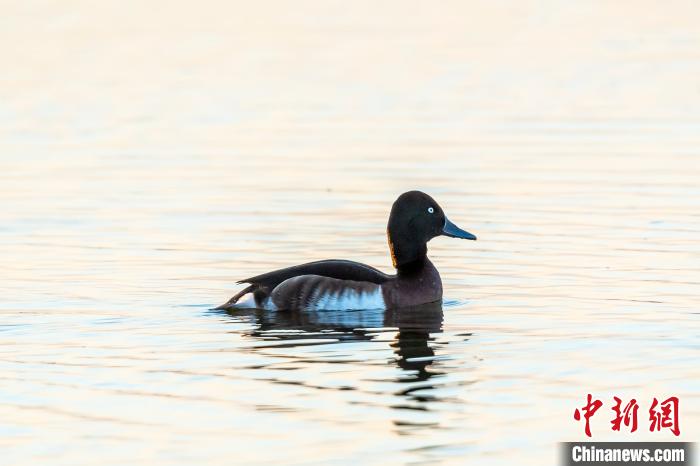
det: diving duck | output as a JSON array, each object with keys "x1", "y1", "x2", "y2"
[{"x1": 216, "y1": 191, "x2": 476, "y2": 311}]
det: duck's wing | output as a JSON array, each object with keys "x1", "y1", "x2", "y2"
[
  {"x1": 240, "y1": 259, "x2": 391, "y2": 290},
  {"x1": 215, "y1": 260, "x2": 392, "y2": 310}
]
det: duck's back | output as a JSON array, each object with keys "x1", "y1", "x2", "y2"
[{"x1": 241, "y1": 259, "x2": 391, "y2": 290}]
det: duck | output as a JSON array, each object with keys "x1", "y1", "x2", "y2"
[{"x1": 215, "y1": 190, "x2": 477, "y2": 311}]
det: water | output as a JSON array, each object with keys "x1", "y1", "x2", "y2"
[{"x1": 2, "y1": 1, "x2": 699, "y2": 464}]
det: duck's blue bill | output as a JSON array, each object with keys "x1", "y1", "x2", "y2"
[{"x1": 442, "y1": 217, "x2": 477, "y2": 240}]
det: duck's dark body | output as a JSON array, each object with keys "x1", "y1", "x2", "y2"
[{"x1": 216, "y1": 191, "x2": 475, "y2": 311}]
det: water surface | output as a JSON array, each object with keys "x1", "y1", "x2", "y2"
[{"x1": 1, "y1": 1, "x2": 699, "y2": 464}]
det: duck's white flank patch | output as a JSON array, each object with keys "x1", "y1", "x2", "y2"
[
  {"x1": 234, "y1": 293, "x2": 278, "y2": 311},
  {"x1": 235, "y1": 292, "x2": 258, "y2": 308},
  {"x1": 311, "y1": 287, "x2": 385, "y2": 311}
]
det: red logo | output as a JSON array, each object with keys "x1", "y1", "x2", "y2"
[{"x1": 574, "y1": 394, "x2": 680, "y2": 437}]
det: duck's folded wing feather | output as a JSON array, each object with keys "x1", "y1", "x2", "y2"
[{"x1": 238, "y1": 259, "x2": 391, "y2": 291}]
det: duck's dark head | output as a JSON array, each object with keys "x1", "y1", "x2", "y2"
[{"x1": 387, "y1": 191, "x2": 476, "y2": 271}]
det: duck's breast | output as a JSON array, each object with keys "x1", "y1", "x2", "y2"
[{"x1": 381, "y1": 259, "x2": 443, "y2": 308}]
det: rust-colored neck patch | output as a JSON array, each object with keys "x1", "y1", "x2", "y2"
[{"x1": 387, "y1": 228, "x2": 397, "y2": 268}]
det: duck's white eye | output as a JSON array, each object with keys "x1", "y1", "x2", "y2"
[{"x1": 427, "y1": 207, "x2": 434, "y2": 214}]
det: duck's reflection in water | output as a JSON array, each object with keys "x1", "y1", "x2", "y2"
[{"x1": 222, "y1": 301, "x2": 447, "y2": 385}]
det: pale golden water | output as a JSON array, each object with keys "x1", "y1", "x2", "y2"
[{"x1": 1, "y1": 1, "x2": 699, "y2": 465}]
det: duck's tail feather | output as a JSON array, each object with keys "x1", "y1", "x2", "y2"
[{"x1": 214, "y1": 284, "x2": 258, "y2": 310}]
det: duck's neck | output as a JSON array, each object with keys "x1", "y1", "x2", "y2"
[
  {"x1": 387, "y1": 229, "x2": 428, "y2": 274},
  {"x1": 396, "y1": 256, "x2": 431, "y2": 277}
]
